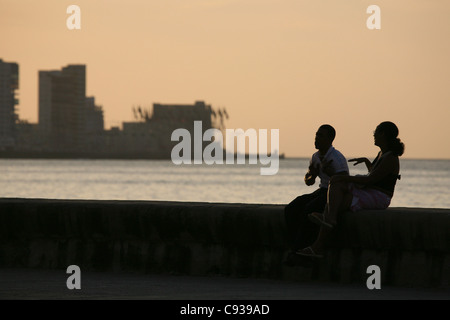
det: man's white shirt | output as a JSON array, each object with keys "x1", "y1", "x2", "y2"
[{"x1": 310, "y1": 146, "x2": 349, "y2": 189}]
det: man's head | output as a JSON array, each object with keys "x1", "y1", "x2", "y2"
[{"x1": 314, "y1": 124, "x2": 336, "y2": 151}]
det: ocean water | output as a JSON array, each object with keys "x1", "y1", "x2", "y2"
[{"x1": 0, "y1": 158, "x2": 449, "y2": 209}]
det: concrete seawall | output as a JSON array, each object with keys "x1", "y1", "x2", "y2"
[{"x1": 0, "y1": 198, "x2": 449, "y2": 288}]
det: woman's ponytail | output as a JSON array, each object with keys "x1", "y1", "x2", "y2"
[{"x1": 391, "y1": 137, "x2": 405, "y2": 156}]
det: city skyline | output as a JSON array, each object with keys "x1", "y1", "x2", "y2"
[
  {"x1": 1, "y1": 0, "x2": 450, "y2": 159},
  {"x1": 2, "y1": 60, "x2": 223, "y2": 158}
]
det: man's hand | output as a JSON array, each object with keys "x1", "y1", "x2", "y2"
[
  {"x1": 304, "y1": 163, "x2": 319, "y2": 186},
  {"x1": 304, "y1": 172, "x2": 316, "y2": 186}
]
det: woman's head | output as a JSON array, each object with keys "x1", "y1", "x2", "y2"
[{"x1": 374, "y1": 121, "x2": 405, "y2": 156}]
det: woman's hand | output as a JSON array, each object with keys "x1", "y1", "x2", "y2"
[
  {"x1": 348, "y1": 157, "x2": 369, "y2": 166},
  {"x1": 348, "y1": 157, "x2": 372, "y2": 171}
]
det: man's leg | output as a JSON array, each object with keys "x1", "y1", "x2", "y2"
[
  {"x1": 293, "y1": 188, "x2": 327, "y2": 250},
  {"x1": 284, "y1": 190, "x2": 320, "y2": 251},
  {"x1": 284, "y1": 196, "x2": 307, "y2": 250}
]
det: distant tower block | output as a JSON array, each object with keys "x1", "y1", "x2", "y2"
[
  {"x1": 0, "y1": 59, "x2": 19, "y2": 150},
  {"x1": 38, "y1": 64, "x2": 104, "y2": 152}
]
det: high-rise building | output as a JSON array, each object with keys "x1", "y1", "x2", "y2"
[
  {"x1": 39, "y1": 64, "x2": 87, "y2": 151},
  {"x1": 151, "y1": 100, "x2": 215, "y2": 156},
  {"x1": 84, "y1": 96, "x2": 104, "y2": 150},
  {"x1": 0, "y1": 59, "x2": 19, "y2": 150},
  {"x1": 152, "y1": 100, "x2": 213, "y2": 129},
  {"x1": 85, "y1": 97, "x2": 104, "y2": 135}
]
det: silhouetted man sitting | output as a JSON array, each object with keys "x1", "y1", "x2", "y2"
[{"x1": 284, "y1": 124, "x2": 348, "y2": 265}]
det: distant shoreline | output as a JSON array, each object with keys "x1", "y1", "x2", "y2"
[
  {"x1": 0, "y1": 153, "x2": 448, "y2": 161},
  {"x1": 0, "y1": 151, "x2": 287, "y2": 161},
  {"x1": 0, "y1": 151, "x2": 168, "y2": 160}
]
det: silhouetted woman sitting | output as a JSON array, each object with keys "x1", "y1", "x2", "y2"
[{"x1": 297, "y1": 121, "x2": 405, "y2": 258}]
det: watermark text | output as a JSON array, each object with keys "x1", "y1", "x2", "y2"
[{"x1": 171, "y1": 121, "x2": 279, "y2": 175}]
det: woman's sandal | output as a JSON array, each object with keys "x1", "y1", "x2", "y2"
[
  {"x1": 308, "y1": 212, "x2": 336, "y2": 229},
  {"x1": 295, "y1": 246, "x2": 324, "y2": 258}
]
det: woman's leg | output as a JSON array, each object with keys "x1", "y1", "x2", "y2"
[
  {"x1": 308, "y1": 182, "x2": 353, "y2": 254},
  {"x1": 325, "y1": 180, "x2": 352, "y2": 225}
]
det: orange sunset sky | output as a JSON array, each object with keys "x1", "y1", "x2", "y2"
[{"x1": 1, "y1": 0, "x2": 449, "y2": 159}]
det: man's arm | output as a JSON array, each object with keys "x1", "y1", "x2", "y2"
[
  {"x1": 333, "y1": 170, "x2": 349, "y2": 176},
  {"x1": 321, "y1": 159, "x2": 349, "y2": 177},
  {"x1": 304, "y1": 163, "x2": 319, "y2": 186}
]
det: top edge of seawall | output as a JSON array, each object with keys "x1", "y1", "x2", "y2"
[
  {"x1": 0, "y1": 197, "x2": 449, "y2": 212},
  {"x1": 0, "y1": 197, "x2": 285, "y2": 208}
]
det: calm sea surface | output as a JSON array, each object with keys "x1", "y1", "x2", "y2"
[{"x1": 1, "y1": 158, "x2": 449, "y2": 209}]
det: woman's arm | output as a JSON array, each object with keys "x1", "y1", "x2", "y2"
[
  {"x1": 332, "y1": 154, "x2": 397, "y2": 185},
  {"x1": 348, "y1": 157, "x2": 372, "y2": 171}
]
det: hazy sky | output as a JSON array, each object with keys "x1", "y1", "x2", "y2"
[{"x1": 1, "y1": 0, "x2": 449, "y2": 159}]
